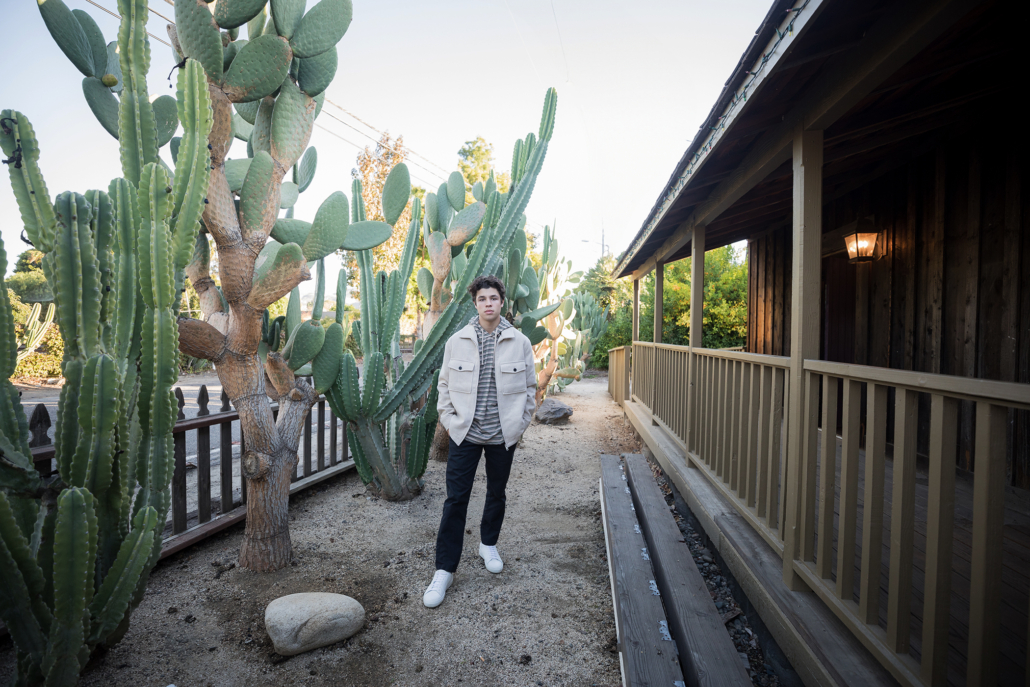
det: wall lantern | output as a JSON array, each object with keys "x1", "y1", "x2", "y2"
[{"x1": 843, "y1": 217, "x2": 878, "y2": 263}]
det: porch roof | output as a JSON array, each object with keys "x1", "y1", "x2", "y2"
[{"x1": 613, "y1": 0, "x2": 1006, "y2": 279}]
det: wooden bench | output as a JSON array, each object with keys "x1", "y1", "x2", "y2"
[
  {"x1": 600, "y1": 454, "x2": 685, "y2": 686},
  {"x1": 623, "y1": 453, "x2": 751, "y2": 687}
]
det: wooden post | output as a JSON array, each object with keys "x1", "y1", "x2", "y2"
[
  {"x1": 782, "y1": 127, "x2": 822, "y2": 590},
  {"x1": 632, "y1": 278, "x2": 640, "y2": 343},
  {"x1": 685, "y1": 226, "x2": 705, "y2": 454},
  {"x1": 654, "y1": 261, "x2": 664, "y2": 344}
]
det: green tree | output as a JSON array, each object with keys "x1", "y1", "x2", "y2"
[
  {"x1": 5, "y1": 248, "x2": 53, "y2": 303},
  {"x1": 13, "y1": 249, "x2": 44, "y2": 273},
  {"x1": 457, "y1": 136, "x2": 511, "y2": 205},
  {"x1": 584, "y1": 244, "x2": 748, "y2": 367}
]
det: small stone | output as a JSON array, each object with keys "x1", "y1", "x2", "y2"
[
  {"x1": 715, "y1": 601, "x2": 726, "y2": 610},
  {"x1": 265, "y1": 593, "x2": 365, "y2": 656},
  {"x1": 518, "y1": 654, "x2": 532, "y2": 665},
  {"x1": 535, "y1": 399, "x2": 574, "y2": 424},
  {"x1": 701, "y1": 554, "x2": 713, "y2": 563}
]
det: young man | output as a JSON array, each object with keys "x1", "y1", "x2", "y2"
[{"x1": 423, "y1": 275, "x2": 537, "y2": 608}]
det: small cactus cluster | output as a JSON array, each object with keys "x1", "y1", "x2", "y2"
[
  {"x1": 15, "y1": 302, "x2": 56, "y2": 363},
  {"x1": 322, "y1": 89, "x2": 559, "y2": 500},
  {"x1": 0, "y1": 0, "x2": 213, "y2": 672}
]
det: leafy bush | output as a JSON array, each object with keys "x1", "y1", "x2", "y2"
[
  {"x1": 5, "y1": 270, "x2": 52, "y2": 302},
  {"x1": 14, "y1": 322, "x2": 63, "y2": 378}
]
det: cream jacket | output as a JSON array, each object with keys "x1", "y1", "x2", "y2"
[{"x1": 437, "y1": 322, "x2": 537, "y2": 448}]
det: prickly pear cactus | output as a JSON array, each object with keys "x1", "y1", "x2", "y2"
[{"x1": 321, "y1": 89, "x2": 558, "y2": 500}]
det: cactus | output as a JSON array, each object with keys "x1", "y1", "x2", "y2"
[
  {"x1": 318, "y1": 89, "x2": 557, "y2": 500},
  {"x1": 15, "y1": 302, "x2": 56, "y2": 364},
  {"x1": 0, "y1": 3, "x2": 213, "y2": 681}
]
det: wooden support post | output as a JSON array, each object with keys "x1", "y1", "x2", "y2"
[
  {"x1": 782, "y1": 127, "x2": 822, "y2": 590},
  {"x1": 685, "y1": 226, "x2": 705, "y2": 454},
  {"x1": 632, "y1": 278, "x2": 640, "y2": 343},
  {"x1": 654, "y1": 261, "x2": 664, "y2": 344}
]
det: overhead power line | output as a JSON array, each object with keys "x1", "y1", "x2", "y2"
[{"x1": 82, "y1": 0, "x2": 171, "y2": 46}]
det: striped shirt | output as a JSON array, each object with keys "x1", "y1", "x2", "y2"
[{"x1": 465, "y1": 315, "x2": 512, "y2": 445}]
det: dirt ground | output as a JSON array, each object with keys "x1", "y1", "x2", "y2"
[{"x1": 1, "y1": 372, "x2": 642, "y2": 687}]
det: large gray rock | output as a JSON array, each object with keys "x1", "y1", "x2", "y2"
[
  {"x1": 535, "y1": 398, "x2": 573, "y2": 424},
  {"x1": 265, "y1": 593, "x2": 365, "y2": 656}
]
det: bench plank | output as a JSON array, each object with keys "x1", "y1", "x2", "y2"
[
  {"x1": 625, "y1": 453, "x2": 753, "y2": 687},
  {"x1": 600, "y1": 455, "x2": 686, "y2": 687}
]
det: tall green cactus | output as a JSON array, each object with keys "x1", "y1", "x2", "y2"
[
  {"x1": 319, "y1": 89, "x2": 558, "y2": 500},
  {"x1": 15, "y1": 302, "x2": 56, "y2": 364},
  {"x1": 0, "y1": 0, "x2": 213, "y2": 680}
]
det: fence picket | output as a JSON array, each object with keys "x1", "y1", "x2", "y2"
[
  {"x1": 220, "y1": 390, "x2": 234, "y2": 514},
  {"x1": 172, "y1": 388, "x2": 187, "y2": 534},
  {"x1": 197, "y1": 385, "x2": 212, "y2": 525}
]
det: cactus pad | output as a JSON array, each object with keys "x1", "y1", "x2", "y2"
[
  {"x1": 82, "y1": 77, "x2": 120, "y2": 139},
  {"x1": 446, "y1": 171, "x2": 465, "y2": 212},
  {"x1": 38, "y1": 0, "x2": 95, "y2": 77},
  {"x1": 296, "y1": 146, "x2": 318, "y2": 192},
  {"x1": 271, "y1": 0, "x2": 308, "y2": 41},
  {"x1": 312, "y1": 322, "x2": 344, "y2": 394},
  {"x1": 284, "y1": 320, "x2": 325, "y2": 370},
  {"x1": 223, "y1": 158, "x2": 252, "y2": 193},
  {"x1": 72, "y1": 9, "x2": 108, "y2": 77},
  {"x1": 214, "y1": 0, "x2": 267, "y2": 29},
  {"x1": 280, "y1": 181, "x2": 299, "y2": 208},
  {"x1": 302, "y1": 191, "x2": 348, "y2": 261},
  {"x1": 152, "y1": 95, "x2": 179, "y2": 147},
  {"x1": 289, "y1": 0, "x2": 352, "y2": 58},
  {"x1": 381, "y1": 162, "x2": 411, "y2": 227},
  {"x1": 445, "y1": 201, "x2": 486, "y2": 247},
  {"x1": 271, "y1": 217, "x2": 311, "y2": 245},
  {"x1": 250, "y1": 242, "x2": 306, "y2": 310},
  {"x1": 174, "y1": 0, "x2": 224, "y2": 82},
  {"x1": 222, "y1": 34, "x2": 293, "y2": 103},
  {"x1": 296, "y1": 46, "x2": 337, "y2": 98},
  {"x1": 340, "y1": 221, "x2": 393, "y2": 251},
  {"x1": 270, "y1": 77, "x2": 315, "y2": 170}
]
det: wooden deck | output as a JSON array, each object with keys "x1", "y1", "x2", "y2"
[{"x1": 815, "y1": 430, "x2": 1030, "y2": 686}]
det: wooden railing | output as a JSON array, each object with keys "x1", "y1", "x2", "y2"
[
  {"x1": 633, "y1": 342, "x2": 791, "y2": 553},
  {"x1": 793, "y1": 361, "x2": 1030, "y2": 686},
  {"x1": 607, "y1": 346, "x2": 630, "y2": 403},
  {"x1": 621, "y1": 342, "x2": 1030, "y2": 686},
  {"x1": 27, "y1": 383, "x2": 352, "y2": 558}
]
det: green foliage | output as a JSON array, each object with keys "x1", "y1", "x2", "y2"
[
  {"x1": 14, "y1": 250, "x2": 46, "y2": 274},
  {"x1": 587, "y1": 245, "x2": 748, "y2": 368},
  {"x1": 14, "y1": 321, "x2": 64, "y2": 379},
  {"x1": 5, "y1": 270, "x2": 53, "y2": 304}
]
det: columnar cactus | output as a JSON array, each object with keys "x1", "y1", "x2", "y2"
[
  {"x1": 15, "y1": 302, "x2": 56, "y2": 363},
  {"x1": 323, "y1": 89, "x2": 559, "y2": 500},
  {"x1": 0, "y1": 0, "x2": 211, "y2": 672}
]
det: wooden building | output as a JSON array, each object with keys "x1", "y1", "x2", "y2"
[{"x1": 607, "y1": 0, "x2": 1029, "y2": 684}]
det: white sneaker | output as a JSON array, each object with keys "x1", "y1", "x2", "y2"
[
  {"x1": 479, "y1": 543, "x2": 503, "y2": 573},
  {"x1": 423, "y1": 570, "x2": 453, "y2": 608}
]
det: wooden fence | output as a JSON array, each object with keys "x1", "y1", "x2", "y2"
[
  {"x1": 26, "y1": 383, "x2": 353, "y2": 559},
  {"x1": 612, "y1": 341, "x2": 1030, "y2": 686},
  {"x1": 607, "y1": 346, "x2": 630, "y2": 404}
]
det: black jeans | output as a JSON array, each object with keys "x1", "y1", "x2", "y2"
[{"x1": 434, "y1": 438, "x2": 516, "y2": 573}]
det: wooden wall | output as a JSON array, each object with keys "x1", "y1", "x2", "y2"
[
  {"x1": 746, "y1": 226, "x2": 791, "y2": 356},
  {"x1": 745, "y1": 141, "x2": 1030, "y2": 486}
]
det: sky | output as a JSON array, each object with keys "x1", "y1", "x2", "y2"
[{"x1": 1, "y1": 0, "x2": 771, "y2": 301}]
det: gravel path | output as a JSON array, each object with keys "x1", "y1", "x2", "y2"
[{"x1": 1, "y1": 373, "x2": 636, "y2": 687}]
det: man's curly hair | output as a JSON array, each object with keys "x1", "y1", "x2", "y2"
[{"x1": 468, "y1": 274, "x2": 506, "y2": 301}]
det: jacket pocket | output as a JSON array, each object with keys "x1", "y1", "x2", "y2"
[
  {"x1": 499, "y1": 360, "x2": 528, "y2": 394},
  {"x1": 448, "y1": 359, "x2": 476, "y2": 394}
]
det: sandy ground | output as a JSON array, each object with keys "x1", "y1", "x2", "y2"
[{"x1": 1, "y1": 372, "x2": 640, "y2": 687}]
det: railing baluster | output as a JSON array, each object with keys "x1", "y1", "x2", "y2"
[
  {"x1": 836, "y1": 378, "x2": 861, "y2": 601},
  {"x1": 967, "y1": 402, "x2": 1007, "y2": 685},
  {"x1": 766, "y1": 367, "x2": 784, "y2": 533},
  {"x1": 800, "y1": 369, "x2": 820, "y2": 563},
  {"x1": 329, "y1": 409, "x2": 338, "y2": 466},
  {"x1": 817, "y1": 375, "x2": 839, "y2": 579},
  {"x1": 736, "y1": 362, "x2": 750, "y2": 497},
  {"x1": 717, "y1": 359, "x2": 728, "y2": 479},
  {"x1": 756, "y1": 366, "x2": 772, "y2": 519},
  {"x1": 303, "y1": 402, "x2": 312, "y2": 477},
  {"x1": 728, "y1": 361, "x2": 741, "y2": 490},
  {"x1": 921, "y1": 393, "x2": 957, "y2": 685},
  {"x1": 859, "y1": 383, "x2": 887, "y2": 623},
  {"x1": 172, "y1": 388, "x2": 187, "y2": 534},
  {"x1": 317, "y1": 399, "x2": 326, "y2": 472},
  {"x1": 887, "y1": 387, "x2": 917, "y2": 652},
  {"x1": 196, "y1": 386, "x2": 211, "y2": 525},
  {"x1": 220, "y1": 390, "x2": 233, "y2": 513}
]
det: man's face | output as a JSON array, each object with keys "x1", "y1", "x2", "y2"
[{"x1": 475, "y1": 287, "x2": 502, "y2": 322}]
